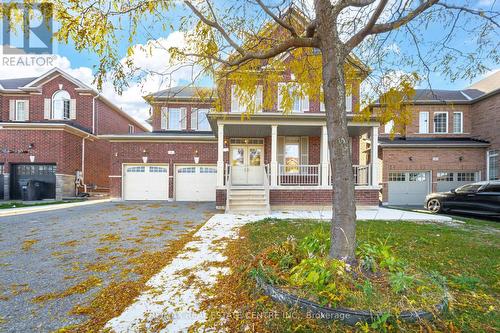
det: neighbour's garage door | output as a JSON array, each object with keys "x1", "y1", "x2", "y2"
[
  {"x1": 175, "y1": 165, "x2": 217, "y2": 201},
  {"x1": 388, "y1": 171, "x2": 430, "y2": 205},
  {"x1": 123, "y1": 164, "x2": 169, "y2": 200},
  {"x1": 436, "y1": 171, "x2": 479, "y2": 192},
  {"x1": 11, "y1": 164, "x2": 57, "y2": 200},
  {"x1": 0, "y1": 164, "x2": 4, "y2": 200}
]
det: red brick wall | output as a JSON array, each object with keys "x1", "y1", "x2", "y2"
[
  {"x1": 84, "y1": 139, "x2": 111, "y2": 188},
  {"x1": 109, "y1": 141, "x2": 218, "y2": 198},
  {"x1": 471, "y1": 92, "x2": 500, "y2": 179},
  {"x1": 380, "y1": 147, "x2": 486, "y2": 200},
  {"x1": 96, "y1": 99, "x2": 146, "y2": 135},
  {"x1": 216, "y1": 188, "x2": 379, "y2": 207}
]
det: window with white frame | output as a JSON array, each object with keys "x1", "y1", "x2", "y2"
[
  {"x1": 345, "y1": 85, "x2": 353, "y2": 112},
  {"x1": 320, "y1": 88, "x2": 325, "y2": 112},
  {"x1": 194, "y1": 108, "x2": 211, "y2": 131},
  {"x1": 52, "y1": 90, "x2": 71, "y2": 119},
  {"x1": 128, "y1": 124, "x2": 135, "y2": 134},
  {"x1": 279, "y1": 136, "x2": 309, "y2": 174},
  {"x1": 453, "y1": 112, "x2": 463, "y2": 133},
  {"x1": 457, "y1": 172, "x2": 476, "y2": 182},
  {"x1": 160, "y1": 107, "x2": 186, "y2": 130},
  {"x1": 488, "y1": 150, "x2": 499, "y2": 180},
  {"x1": 277, "y1": 83, "x2": 309, "y2": 113},
  {"x1": 168, "y1": 108, "x2": 182, "y2": 130},
  {"x1": 437, "y1": 172, "x2": 454, "y2": 182},
  {"x1": 433, "y1": 112, "x2": 448, "y2": 133},
  {"x1": 231, "y1": 85, "x2": 263, "y2": 113},
  {"x1": 384, "y1": 120, "x2": 394, "y2": 134},
  {"x1": 15, "y1": 100, "x2": 27, "y2": 121}
]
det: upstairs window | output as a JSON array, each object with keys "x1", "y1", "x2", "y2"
[
  {"x1": 277, "y1": 83, "x2": 309, "y2": 113},
  {"x1": 453, "y1": 112, "x2": 463, "y2": 133},
  {"x1": 433, "y1": 112, "x2": 448, "y2": 133},
  {"x1": 9, "y1": 100, "x2": 29, "y2": 121},
  {"x1": 161, "y1": 107, "x2": 187, "y2": 130},
  {"x1": 191, "y1": 108, "x2": 211, "y2": 131},
  {"x1": 231, "y1": 85, "x2": 263, "y2": 113},
  {"x1": 384, "y1": 120, "x2": 394, "y2": 134},
  {"x1": 52, "y1": 90, "x2": 71, "y2": 120},
  {"x1": 488, "y1": 150, "x2": 499, "y2": 180},
  {"x1": 345, "y1": 84, "x2": 353, "y2": 112},
  {"x1": 128, "y1": 124, "x2": 135, "y2": 134},
  {"x1": 419, "y1": 112, "x2": 429, "y2": 133}
]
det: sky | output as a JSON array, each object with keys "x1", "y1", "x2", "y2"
[{"x1": 0, "y1": 0, "x2": 498, "y2": 129}]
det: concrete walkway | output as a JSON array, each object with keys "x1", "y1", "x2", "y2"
[
  {"x1": 0, "y1": 199, "x2": 111, "y2": 217},
  {"x1": 105, "y1": 207, "x2": 452, "y2": 332}
]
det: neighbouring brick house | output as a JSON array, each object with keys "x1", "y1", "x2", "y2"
[
  {"x1": 0, "y1": 68, "x2": 147, "y2": 201},
  {"x1": 374, "y1": 71, "x2": 500, "y2": 205}
]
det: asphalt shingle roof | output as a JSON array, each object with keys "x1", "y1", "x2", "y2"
[
  {"x1": 380, "y1": 137, "x2": 489, "y2": 146},
  {"x1": 147, "y1": 86, "x2": 215, "y2": 99},
  {"x1": 412, "y1": 89, "x2": 485, "y2": 101},
  {"x1": 0, "y1": 77, "x2": 37, "y2": 89}
]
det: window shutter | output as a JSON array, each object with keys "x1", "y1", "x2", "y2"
[
  {"x1": 302, "y1": 95, "x2": 309, "y2": 112},
  {"x1": 345, "y1": 94, "x2": 352, "y2": 112},
  {"x1": 69, "y1": 99, "x2": 76, "y2": 119},
  {"x1": 300, "y1": 136, "x2": 309, "y2": 165},
  {"x1": 277, "y1": 83, "x2": 284, "y2": 111},
  {"x1": 160, "y1": 107, "x2": 167, "y2": 130},
  {"x1": 191, "y1": 108, "x2": 198, "y2": 130},
  {"x1": 419, "y1": 112, "x2": 429, "y2": 133},
  {"x1": 277, "y1": 136, "x2": 285, "y2": 165},
  {"x1": 231, "y1": 85, "x2": 239, "y2": 112},
  {"x1": 180, "y1": 107, "x2": 187, "y2": 130},
  {"x1": 9, "y1": 100, "x2": 15, "y2": 120},
  {"x1": 24, "y1": 100, "x2": 29, "y2": 121},
  {"x1": 255, "y1": 85, "x2": 263, "y2": 112},
  {"x1": 44, "y1": 98, "x2": 51, "y2": 119}
]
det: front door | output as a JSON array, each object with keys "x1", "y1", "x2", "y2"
[{"x1": 230, "y1": 145, "x2": 264, "y2": 185}]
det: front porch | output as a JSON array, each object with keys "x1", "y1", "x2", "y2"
[{"x1": 211, "y1": 114, "x2": 380, "y2": 211}]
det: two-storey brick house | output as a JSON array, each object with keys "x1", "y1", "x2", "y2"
[
  {"x1": 375, "y1": 72, "x2": 500, "y2": 205},
  {"x1": 0, "y1": 68, "x2": 147, "y2": 201},
  {"x1": 102, "y1": 69, "x2": 381, "y2": 212}
]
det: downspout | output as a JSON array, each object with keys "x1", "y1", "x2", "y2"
[
  {"x1": 92, "y1": 93, "x2": 100, "y2": 135},
  {"x1": 81, "y1": 134, "x2": 91, "y2": 194}
]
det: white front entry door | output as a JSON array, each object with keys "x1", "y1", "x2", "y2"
[
  {"x1": 123, "y1": 164, "x2": 169, "y2": 200},
  {"x1": 230, "y1": 145, "x2": 264, "y2": 185},
  {"x1": 175, "y1": 165, "x2": 217, "y2": 201}
]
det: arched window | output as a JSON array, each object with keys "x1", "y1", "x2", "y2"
[{"x1": 52, "y1": 90, "x2": 71, "y2": 119}]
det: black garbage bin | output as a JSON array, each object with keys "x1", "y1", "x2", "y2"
[
  {"x1": 19, "y1": 180, "x2": 30, "y2": 201},
  {"x1": 22, "y1": 180, "x2": 44, "y2": 201}
]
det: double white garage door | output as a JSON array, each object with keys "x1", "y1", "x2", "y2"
[
  {"x1": 122, "y1": 164, "x2": 216, "y2": 201},
  {"x1": 388, "y1": 171, "x2": 479, "y2": 205}
]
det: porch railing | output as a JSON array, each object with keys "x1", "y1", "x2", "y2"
[
  {"x1": 278, "y1": 164, "x2": 320, "y2": 186},
  {"x1": 328, "y1": 164, "x2": 371, "y2": 186}
]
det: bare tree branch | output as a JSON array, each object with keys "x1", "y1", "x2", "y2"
[
  {"x1": 255, "y1": 0, "x2": 298, "y2": 37},
  {"x1": 340, "y1": 0, "x2": 376, "y2": 8},
  {"x1": 345, "y1": 0, "x2": 389, "y2": 50},
  {"x1": 436, "y1": 2, "x2": 500, "y2": 29}
]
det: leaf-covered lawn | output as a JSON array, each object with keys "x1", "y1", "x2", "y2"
[{"x1": 199, "y1": 218, "x2": 499, "y2": 332}]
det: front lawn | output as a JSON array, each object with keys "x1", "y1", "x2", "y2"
[
  {"x1": 199, "y1": 218, "x2": 499, "y2": 332},
  {"x1": 0, "y1": 200, "x2": 83, "y2": 210}
]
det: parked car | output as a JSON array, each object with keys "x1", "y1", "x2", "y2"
[{"x1": 425, "y1": 181, "x2": 500, "y2": 218}]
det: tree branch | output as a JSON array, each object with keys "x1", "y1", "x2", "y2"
[
  {"x1": 345, "y1": 0, "x2": 389, "y2": 50},
  {"x1": 340, "y1": 0, "x2": 376, "y2": 8},
  {"x1": 255, "y1": 0, "x2": 298, "y2": 37},
  {"x1": 436, "y1": 2, "x2": 500, "y2": 29}
]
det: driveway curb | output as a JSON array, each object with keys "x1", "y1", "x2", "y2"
[{"x1": 0, "y1": 199, "x2": 111, "y2": 217}]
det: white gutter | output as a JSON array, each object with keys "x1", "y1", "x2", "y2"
[
  {"x1": 92, "y1": 93, "x2": 100, "y2": 134},
  {"x1": 81, "y1": 134, "x2": 92, "y2": 193}
]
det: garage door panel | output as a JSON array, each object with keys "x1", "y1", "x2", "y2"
[
  {"x1": 388, "y1": 171, "x2": 430, "y2": 205},
  {"x1": 11, "y1": 164, "x2": 56, "y2": 200},
  {"x1": 176, "y1": 165, "x2": 216, "y2": 202},
  {"x1": 436, "y1": 171, "x2": 479, "y2": 192},
  {"x1": 123, "y1": 165, "x2": 169, "y2": 201}
]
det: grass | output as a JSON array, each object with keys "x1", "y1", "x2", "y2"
[
  {"x1": 0, "y1": 200, "x2": 83, "y2": 210},
  {"x1": 199, "y1": 218, "x2": 499, "y2": 332}
]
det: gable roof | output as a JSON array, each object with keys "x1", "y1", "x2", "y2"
[
  {"x1": 411, "y1": 88, "x2": 485, "y2": 102},
  {"x1": 146, "y1": 86, "x2": 215, "y2": 101},
  {"x1": 468, "y1": 70, "x2": 500, "y2": 94},
  {"x1": 0, "y1": 67, "x2": 149, "y2": 132}
]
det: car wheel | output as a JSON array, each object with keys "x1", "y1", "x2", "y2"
[{"x1": 427, "y1": 198, "x2": 442, "y2": 213}]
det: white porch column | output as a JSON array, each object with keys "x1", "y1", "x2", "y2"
[
  {"x1": 320, "y1": 125, "x2": 329, "y2": 186},
  {"x1": 371, "y1": 125, "x2": 379, "y2": 187},
  {"x1": 271, "y1": 125, "x2": 278, "y2": 187},
  {"x1": 217, "y1": 123, "x2": 224, "y2": 187}
]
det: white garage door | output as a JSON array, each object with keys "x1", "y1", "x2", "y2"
[
  {"x1": 123, "y1": 165, "x2": 169, "y2": 200},
  {"x1": 388, "y1": 171, "x2": 430, "y2": 205},
  {"x1": 436, "y1": 171, "x2": 479, "y2": 192},
  {"x1": 175, "y1": 165, "x2": 217, "y2": 201}
]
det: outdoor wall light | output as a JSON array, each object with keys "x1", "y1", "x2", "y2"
[
  {"x1": 459, "y1": 156, "x2": 464, "y2": 162},
  {"x1": 142, "y1": 149, "x2": 148, "y2": 163},
  {"x1": 194, "y1": 150, "x2": 200, "y2": 164},
  {"x1": 29, "y1": 154, "x2": 35, "y2": 163},
  {"x1": 409, "y1": 156, "x2": 413, "y2": 161}
]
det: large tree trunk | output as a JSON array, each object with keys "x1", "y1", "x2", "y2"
[{"x1": 316, "y1": 0, "x2": 357, "y2": 262}]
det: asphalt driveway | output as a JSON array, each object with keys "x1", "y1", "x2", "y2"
[{"x1": 0, "y1": 201, "x2": 214, "y2": 333}]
